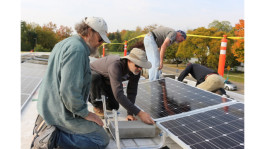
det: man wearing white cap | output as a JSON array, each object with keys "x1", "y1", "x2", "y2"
[
  {"x1": 89, "y1": 47, "x2": 155, "y2": 125},
  {"x1": 31, "y1": 17, "x2": 111, "y2": 149}
]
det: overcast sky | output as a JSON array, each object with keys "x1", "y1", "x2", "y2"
[{"x1": 21, "y1": 0, "x2": 244, "y2": 33}]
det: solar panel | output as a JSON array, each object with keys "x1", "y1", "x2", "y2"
[
  {"x1": 21, "y1": 63, "x2": 47, "y2": 107},
  {"x1": 21, "y1": 77, "x2": 42, "y2": 94},
  {"x1": 134, "y1": 78, "x2": 232, "y2": 120},
  {"x1": 158, "y1": 103, "x2": 244, "y2": 149},
  {"x1": 21, "y1": 94, "x2": 29, "y2": 106}
]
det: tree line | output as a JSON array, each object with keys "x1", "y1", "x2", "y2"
[
  {"x1": 21, "y1": 21, "x2": 73, "y2": 52},
  {"x1": 21, "y1": 19, "x2": 244, "y2": 70}
]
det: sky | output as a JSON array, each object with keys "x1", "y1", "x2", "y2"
[{"x1": 21, "y1": 0, "x2": 244, "y2": 33}]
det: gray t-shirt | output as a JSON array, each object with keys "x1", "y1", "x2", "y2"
[{"x1": 152, "y1": 27, "x2": 176, "y2": 48}]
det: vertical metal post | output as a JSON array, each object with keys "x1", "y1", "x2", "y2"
[
  {"x1": 113, "y1": 110, "x2": 121, "y2": 149},
  {"x1": 101, "y1": 95, "x2": 108, "y2": 125},
  {"x1": 218, "y1": 35, "x2": 227, "y2": 76}
]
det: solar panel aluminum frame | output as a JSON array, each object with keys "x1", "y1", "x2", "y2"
[
  {"x1": 135, "y1": 77, "x2": 236, "y2": 122},
  {"x1": 21, "y1": 78, "x2": 43, "y2": 111},
  {"x1": 154, "y1": 99, "x2": 237, "y2": 123},
  {"x1": 155, "y1": 102, "x2": 243, "y2": 149}
]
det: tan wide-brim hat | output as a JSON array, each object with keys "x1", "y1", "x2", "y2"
[{"x1": 121, "y1": 48, "x2": 152, "y2": 69}]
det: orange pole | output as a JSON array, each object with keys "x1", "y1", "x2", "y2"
[
  {"x1": 124, "y1": 40, "x2": 127, "y2": 56},
  {"x1": 218, "y1": 35, "x2": 227, "y2": 77},
  {"x1": 102, "y1": 44, "x2": 105, "y2": 57}
]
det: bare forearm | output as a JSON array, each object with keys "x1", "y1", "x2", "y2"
[{"x1": 160, "y1": 46, "x2": 166, "y2": 62}]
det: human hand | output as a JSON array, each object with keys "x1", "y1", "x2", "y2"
[
  {"x1": 126, "y1": 115, "x2": 137, "y2": 121},
  {"x1": 137, "y1": 111, "x2": 155, "y2": 125},
  {"x1": 158, "y1": 61, "x2": 163, "y2": 70},
  {"x1": 84, "y1": 112, "x2": 104, "y2": 126}
]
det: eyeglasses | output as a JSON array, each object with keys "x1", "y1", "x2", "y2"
[
  {"x1": 98, "y1": 34, "x2": 103, "y2": 43},
  {"x1": 135, "y1": 64, "x2": 142, "y2": 69},
  {"x1": 92, "y1": 29, "x2": 103, "y2": 43}
]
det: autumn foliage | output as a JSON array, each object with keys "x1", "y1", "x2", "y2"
[
  {"x1": 21, "y1": 21, "x2": 73, "y2": 51},
  {"x1": 231, "y1": 20, "x2": 244, "y2": 62},
  {"x1": 21, "y1": 19, "x2": 244, "y2": 69}
]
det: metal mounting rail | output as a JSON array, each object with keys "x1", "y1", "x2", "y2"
[{"x1": 101, "y1": 95, "x2": 166, "y2": 149}]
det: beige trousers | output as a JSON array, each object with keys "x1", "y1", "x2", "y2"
[{"x1": 197, "y1": 74, "x2": 225, "y2": 92}]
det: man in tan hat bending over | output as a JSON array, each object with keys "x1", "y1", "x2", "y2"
[{"x1": 89, "y1": 47, "x2": 155, "y2": 125}]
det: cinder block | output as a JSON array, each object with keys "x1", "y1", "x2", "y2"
[{"x1": 109, "y1": 120, "x2": 156, "y2": 139}]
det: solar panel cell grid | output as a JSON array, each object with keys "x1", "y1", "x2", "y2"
[
  {"x1": 160, "y1": 103, "x2": 244, "y2": 149},
  {"x1": 21, "y1": 63, "x2": 47, "y2": 107},
  {"x1": 135, "y1": 78, "x2": 231, "y2": 120}
]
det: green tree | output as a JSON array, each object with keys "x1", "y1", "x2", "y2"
[
  {"x1": 34, "y1": 44, "x2": 50, "y2": 52},
  {"x1": 108, "y1": 39, "x2": 121, "y2": 52},
  {"x1": 208, "y1": 20, "x2": 233, "y2": 32},
  {"x1": 164, "y1": 43, "x2": 179, "y2": 63},
  {"x1": 179, "y1": 27, "x2": 238, "y2": 69},
  {"x1": 21, "y1": 21, "x2": 32, "y2": 51},
  {"x1": 176, "y1": 39, "x2": 194, "y2": 63},
  {"x1": 35, "y1": 22, "x2": 59, "y2": 50},
  {"x1": 183, "y1": 27, "x2": 215, "y2": 65},
  {"x1": 21, "y1": 21, "x2": 73, "y2": 52},
  {"x1": 21, "y1": 21, "x2": 38, "y2": 51}
]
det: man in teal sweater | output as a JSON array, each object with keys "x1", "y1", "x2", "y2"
[{"x1": 31, "y1": 17, "x2": 111, "y2": 149}]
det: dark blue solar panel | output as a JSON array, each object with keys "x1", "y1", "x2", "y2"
[
  {"x1": 134, "y1": 78, "x2": 232, "y2": 119},
  {"x1": 160, "y1": 103, "x2": 244, "y2": 149}
]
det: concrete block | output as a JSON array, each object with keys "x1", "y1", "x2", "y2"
[{"x1": 109, "y1": 120, "x2": 156, "y2": 139}]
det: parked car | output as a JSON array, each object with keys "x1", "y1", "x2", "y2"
[{"x1": 224, "y1": 80, "x2": 237, "y2": 91}]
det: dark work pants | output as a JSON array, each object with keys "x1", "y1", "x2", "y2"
[{"x1": 89, "y1": 70, "x2": 119, "y2": 111}]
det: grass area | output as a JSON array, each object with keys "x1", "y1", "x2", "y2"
[
  {"x1": 107, "y1": 51, "x2": 124, "y2": 57},
  {"x1": 223, "y1": 71, "x2": 244, "y2": 83}
]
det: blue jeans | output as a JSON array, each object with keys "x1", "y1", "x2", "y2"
[
  {"x1": 144, "y1": 33, "x2": 161, "y2": 80},
  {"x1": 56, "y1": 126, "x2": 110, "y2": 149}
]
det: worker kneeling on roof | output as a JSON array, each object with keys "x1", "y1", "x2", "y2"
[{"x1": 32, "y1": 17, "x2": 111, "y2": 149}]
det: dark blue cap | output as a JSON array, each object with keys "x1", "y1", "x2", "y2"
[{"x1": 177, "y1": 30, "x2": 187, "y2": 40}]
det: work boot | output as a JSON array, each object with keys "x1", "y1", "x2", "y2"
[
  {"x1": 31, "y1": 115, "x2": 58, "y2": 149},
  {"x1": 33, "y1": 115, "x2": 44, "y2": 135},
  {"x1": 93, "y1": 107, "x2": 104, "y2": 118}
]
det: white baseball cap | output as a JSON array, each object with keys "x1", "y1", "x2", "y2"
[{"x1": 83, "y1": 17, "x2": 111, "y2": 43}]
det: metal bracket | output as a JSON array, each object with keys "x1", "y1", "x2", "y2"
[{"x1": 101, "y1": 95, "x2": 166, "y2": 149}]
